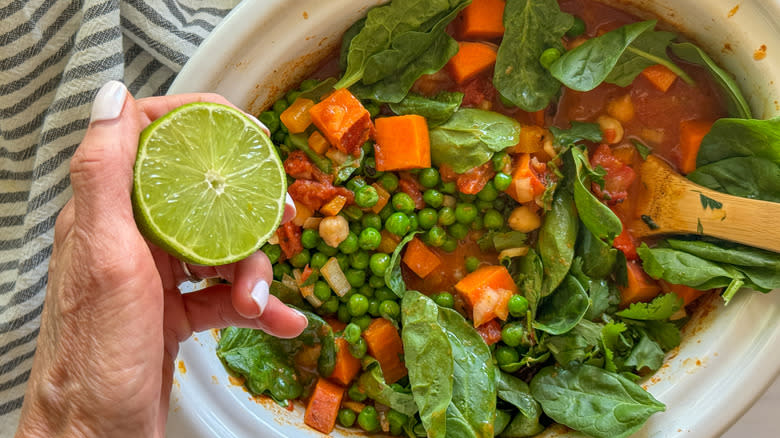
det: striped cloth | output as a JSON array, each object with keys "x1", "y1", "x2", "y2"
[{"x1": 0, "y1": 0, "x2": 239, "y2": 433}]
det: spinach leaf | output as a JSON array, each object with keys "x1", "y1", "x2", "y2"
[
  {"x1": 494, "y1": 0, "x2": 574, "y2": 111},
  {"x1": 670, "y1": 42, "x2": 752, "y2": 118},
  {"x1": 297, "y1": 77, "x2": 338, "y2": 102},
  {"x1": 549, "y1": 121, "x2": 603, "y2": 147},
  {"x1": 386, "y1": 231, "x2": 422, "y2": 297},
  {"x1": 516, "y1": 248, "x2": 544, "y2": 316},
  {"x1": 494, "y1": 410, "x2": 513, "y2": 436},
  {"x1": 402, "y1": 291, "x2": 497, "y2": 438},
  {"x1": 534, "y1": 275, "x2": 590, "y2": 335},
  {"x1": 334, "y1": 149, "x2": 365, "y2": 185},
  {"x1": 544, "y1": 319, "x2": 602, "y2": 367},
  {"x1": 358, "y1": 358, "x2": 418, "y2": 416},
  {"x1": 577, "y1": 222, "x2": 618, "y2": 279},
  {"x1": 497, "y1": 372, "x2": 541, "y2": 419},
  {"x1": 296, "y1": 310, "x2": 338, "y2": 377},
  {"x1": 695, "y1": 117, "x2": 780, "y2": 167},
  {"x1": 339, "y1": 18, "x2": 365, "y2": 70},
  {"x1": 637, "y1": 243, "x2": 742, "y2": 290},
  {"x1": 498, "y1": 411, "x2": 544, "y2": 438},
  {"x1": 530, "y1": 364, "x2": 665, "y2": 438},
  {"x1": 584, "y1": 279, "x2": 618, "y2": 321},
  {"x1": 269, "y1": 280, "x2": 305, "y2": 307},
  {"x1": 538, "y1": 188, "x2": 578, "y2": 295},
  {"x1": 632, "y1": 139, "x2": 652, "y2": 160},
  {"x1": 642, "y1": 320, "x2": 682, "y2": 351},
  {"x1": 616, "y1": 293, "x2": 683, "y2": 321},
  {"x1": 688, "y1": 156, "x2": 780, "y2": 202},
  {"x1": 389, "y1": 91, "x2": 464, "y2": 126},
  {"x1": 624, "y1": 333, "x2": 665, "y2": 372},
  {"x1": 601, "y1": 322, "x2": 627, "y2": 372},
  {"x1": 665, "y1": 238, "x2": 780, "y2": 270},
  {"x1": 550, "y1": 20, "x2": 656, "y2": 91},
  {"x1": 430, "y1": 109, "x2": 522, "y2": 173},
  {"x1": 570, "y1": 147, "x2": 623, "y2": 242},
  {"x1": 402, "y1": 290, "x2": 453, "y2": 437},
  {"x1": 335, "y1": 0, "x2": 467, "y2": 89},
  {"x1": 605, "y1": 30, "x2": 693, "y2": 87}
]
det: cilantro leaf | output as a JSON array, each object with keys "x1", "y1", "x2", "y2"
[{"x1": 616, "y1": 293, "x2": 683, "y2": 320}]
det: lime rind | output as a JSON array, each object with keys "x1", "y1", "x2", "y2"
[{"x1": 132, "y1": 102, "x2": 286, "y2": 266}]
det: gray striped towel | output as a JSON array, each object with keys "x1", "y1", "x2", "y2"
[{"x1": 0, "y1": 0, "x2": 240, "y2": 433}]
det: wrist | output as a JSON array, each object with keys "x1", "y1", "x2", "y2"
[{"x1": 16, "y1": 370, "x2": 97, "y2": 438}]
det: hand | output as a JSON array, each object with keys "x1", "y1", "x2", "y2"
[{"x1": 15, "y1": 81, "x2": 308, "y2": 438}]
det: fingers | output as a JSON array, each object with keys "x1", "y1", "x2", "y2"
[
  {"x1": 282, "y1": 193, "x2": 297, "y2": 224},
  {"x1": 182, "y1": 284, "x2": 308, "y2": 338}
]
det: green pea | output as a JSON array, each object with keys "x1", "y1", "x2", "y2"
[
  {"x1": 344, "y1": 322, "x2": 362, "y2": 344},
  {"x1": 285, "y1": 90, "x2": 301, "y2": 104},
  {"x1": 540, "y1": 47, "x2": 562, "y2": 69},
  {"x1": 380, "y1": 300, "x2": 401, "y2": 320},
  {"x1": 566, "y1": 15, "x2": 586, "y2": 37},
  {"x1": 346, "y1": 176, "x2": 367, "y2": 192},
  {"x1": 349, "y1": 219, "x2": 363, "y2": 237},
  {"x1": 355, "y1": 185, "x2": 379, "y2": 208},
  {"x1": 350, "y1": 250, "x2": 370, "y2": 270},
  {"x1": 349, "y1": 337, "x2": 368, "y2": 359},
  {"x1": 423, "y1": 189, "x2": 444, "y2": 208},
  {"x1": 495, "y1": 345, "x2": 520, "y2": 366},
  {"x1": 338, "y1": 408, "x2": 357, "y2": 428},
  {"x1": 343, "y1": 204, "x2": 364, "y2": 221},
  {"x1": 433, "y1": 291, "x2": 454, "y2": 308},
  {"x1": 492, "y1": 151, "x2": 511, "y2": 172},
  {"x1": 346, "y1": 269, "x2": 366, "y2": 288},
  {"x1": 439, "y1": 181, "x2": 457, "y2": 194},
  {"x1": 314, "y1": 281, "x2": 332, "y2": 302},
  {"x1": 369, "y1": 253, "x2": 391, "y2": 276},
  {"x1": 441, "y1": 236, "x2": 458, "y2": 252},
  {"x1": 362, "y1": 213, "x2": 382, "y2": 230},
  {"x1": 338, "y1": 232, "x2": 359, "y2": 254},
  {"x1": 458, "y1": 192, "x2": 476, "y2": 203},
  {"x1": 493, "y1": 172, "x2": 512, "y2": 191},
  {"x1": 475, "y1": 199, "x2": 493, "y2": 212},
  {"x1": 501, "y1": 322, "x2": 531, "y2": 347},
  {"x1": 320, "y1": 296, "x2": 340, "y2": 314},
  {"x1": 385, "y1": 212, "x2": 410, "y2": 236},
  {"x1": 336, "y1": 253, "x2": 350, "y2": 271},
  {"x1": 348, "y1": 383, "x2": 367, "y2": 402},
  {"x1": 347, "y1": 293, "x2": 369, "y2": 317},
  {"x1": 273, "y1": 263, "x2": 292, "y2": 280},
  {"x1": 465, "y1": 256, "x2": 480, "y2": 273},
  {"x1": 493, "y1": 196, "x2": 507, "y2": 211},
  {"x1": 257, "y1": 111, "x2": 280, "y2": 134},
  {"x1": 368, "y1": 298, "x2": 381, "y2": 317},
  {"x1": 484, "y1": 208, "x2": 504, "y2": 229},
  {"x1": 375, "y1": 287, "x2": 396, "y2": 302},
  {"x1": 392, "y1": 193, "x2": 416, "y2": 214},
  {"x1": 261, "y1": 243, "x2": 281, "y2": 264},
  {"x1": 289, "y1": 249, "x2": 310, "y2": 268},
  {"x1": 407, "y1": 212, "x2": 419, "y2": 232},
  {"x1": 477, "y1": 181, "x2": 499, "y2": 202},
  {"x1": 310, "y1": 252, "x2": 328, "y2": 270},
  {"x1": 369, "y1": 275, "x2": 385, "y2": 289},
  {"x1": 359, "y1": 227, "x2": 382, "y2": 251},
  {"x1": 448, "y1": 222, "x2": 469, "y2": 240},
  {"x1": 418, "y1": 168, "x2": 440, "y2": 188},
  {"x1": 378, "y1": 172, "x2": 399, "y2": 192},
  {"x1": 299, "y1": 78, "x2": 320, "y2": 91},
  {"x1": 359, "y1": 284, "x2": 374, "y2": 297},
  {"x1": 426, "y1": 226, "x2": 446, "y2": 247},
  {"x1": 417, "y1": 208, "x2": 438, "y2": 230},
  {"x1": 357, "y1": 406, "x2": 380, "y2": 432},
  {"x1": 337, "y1": 303, "x2": 352, "y2": 323},
  {"x1": 378, "y1": 203, "x2": 394, "y2": 221},
  {"x1": 438, "y1": 207, "x2": 456, "y2": 226},
  {"x1": 508, "y1": 295, "x2": 529, "y2": 317},
  {"x1": 301, "y1": 229, "x2": 321, "y2": 249},
  {"x1": 471, "y1": 216, "x2": 484, "y2": 231},
  {"x1": 316, "y1": 240, "x2": 339, "y2": 257},
  {"x1": 387, "y1": 409, "x2": 409, "y2": 436},
  {"x1": 272, "y1": 99, "x2": 288, "y2": 114},
  {"x1": 352, "y1": 314, "x2": 372, "y2": 330},
  {"x1": 455, "y1": 203, "x2": 478, "y2": 224}
]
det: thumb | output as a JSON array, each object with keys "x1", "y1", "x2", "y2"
[{"x1": 70, "y1": 80, "x2": 141, "y2": 229}]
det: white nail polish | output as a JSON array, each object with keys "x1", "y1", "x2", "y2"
[
  {"x1": 293, "y1": 308, "x2": 308, "y2": 324},
  {"x1": 251, "y1": 280, "x2": 270, "y2": 316},
  {"x1": 285, "y1": 193, "x2": 297, "y2": 215},
  {"x1": 90, "y1": 80, "x2": 128, "y2": 123},
  {"x1": 245, "y1": 113, "x2": 271, "y2": 137}
]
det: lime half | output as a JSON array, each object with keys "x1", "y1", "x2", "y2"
[{"x1": 132, "y1": 102, "x2": 286, "y2": 266}]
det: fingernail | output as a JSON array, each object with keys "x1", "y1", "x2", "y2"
[
  {"x1": 293, "y1": 308, "x2": 308, "y2": 325},
  {"x1": 90, "y1": 80, "x2": 127, "y2": 123},
  {"x1": 285, "y1": 193, "x2": 297, "y2": 213},
  {"x1": 245, "y1": 113, "x2": 270, "y2": 137},
  {"x1": 250, "y1": 280, "x2": 270, "y2": 317}
]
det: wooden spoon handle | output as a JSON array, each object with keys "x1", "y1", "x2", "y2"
[{"x1": 631, "y1": 156, "x2": 780, "y2": 253}]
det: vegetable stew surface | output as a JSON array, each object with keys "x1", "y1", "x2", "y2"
[{"x1": 216, "y1": 0, "x2": 780, "y2": 437}]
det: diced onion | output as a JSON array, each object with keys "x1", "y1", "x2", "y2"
[
  {"x1": 326, "y1": 148, "x2": 349, "y2": 165},
  {"x1": 342, "y1": 400, "x2": 366, "y2": 413},
  {"x1": 442, "y1": 195, "x2": 457, "y2": 208},
  {"x1": 498, "y1": 247, "x2": 529, "y2": 260},
  {"x1": 281, "y1": 273, "x2": 297, "y2": 292},
  {"x1": 293, "y1": 269, "x2": 321, "y2": 307},
  {"x1": 303, "y1": 216, "x2": 323, "y2": 230},
  {"x1": 321, "y1": 257, "x2": 351, "y2": 297},
  {"x1": 267, "y1": 232, "x2": 280, "y2": 245}
]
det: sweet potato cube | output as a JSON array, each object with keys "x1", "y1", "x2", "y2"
[
  {"x1": 309, "y1": 89, "x2": 372, "y2": 157},
  {"x1": 446, "y1": 41, "x2": 497, "y2": 84},
  {"x1": 362, "y1": 318, "x2": 407, "y2": 384},
  {"x1": 458, "y1": 0, "x2": 506, "y2": 39},
  {"x1": 304, "y1": 378, "x2": 345, "y2": 434},
  {"x1": 455, "y1": 265, "x2": 518, "y2": 327},
  {"x1": 402, "y1": 238, "x2": 441, "y2": 278},
  {"x1": 374, "y1": 115, "x2": 431, "y2": 171},
  {"x1": 329, "y1": 338, "x2": 362, "y2": 386}
]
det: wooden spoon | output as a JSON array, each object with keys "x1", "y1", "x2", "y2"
[{"x1": 630, "y1": 155, "x2": 780, "y2": 253}]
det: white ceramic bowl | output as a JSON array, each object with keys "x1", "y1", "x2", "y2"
[{"x1": 165, "y1": 1, "x2": 780, "y2": 437}]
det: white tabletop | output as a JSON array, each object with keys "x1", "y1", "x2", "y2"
[{"x1": 723, "y1": 375, "x2": 780, "y2": 437}]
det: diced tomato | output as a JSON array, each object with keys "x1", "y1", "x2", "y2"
[
  {"x1": 457, "y1": 162, "x2": 496, "y2": 195},
  {"x1": 277, "y1": 222, "x2": 303, "y2": 259},
  {"x1": 288, "y1": 180, "x2": 354, "y2": 211},
  {"x1": 438, "y1": 163, "x2": 458, "y2": 182},
  {"x1": 301, "y1": 265, "x2": 313, "y2": 283},
  {"x1": 476, "y1": 319, "x2": 502, "y2": 346},
  {"x1": 284, "y1": 150, "x2": 331, "y2": 183},
  {"x1": 590, "y1": 144, "x2": 636, "y2": 205},
  {"x1": 457, "y1": 75, "x2": 497, "y2": 108},
  {"x1": 613, "y1": 226, "x2": 638, "y2": 261}
]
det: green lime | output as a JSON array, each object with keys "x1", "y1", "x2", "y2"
[{"x1": 132, "y1": 102, "x2": 286, "y2": 266}]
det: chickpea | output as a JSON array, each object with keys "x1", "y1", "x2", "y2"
[
  {"x1": 606, "y1": 94, "x2": 635, "y2": 123},
  {"x1": 597, "y1": 115, "x2": 624, "y2": 144},
  {"x1": 508, "y1": 205, "x2": 541, "y2": 232},
  {"x1": 318, "y1": 215, "x2": 349, "y2": 248}
]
